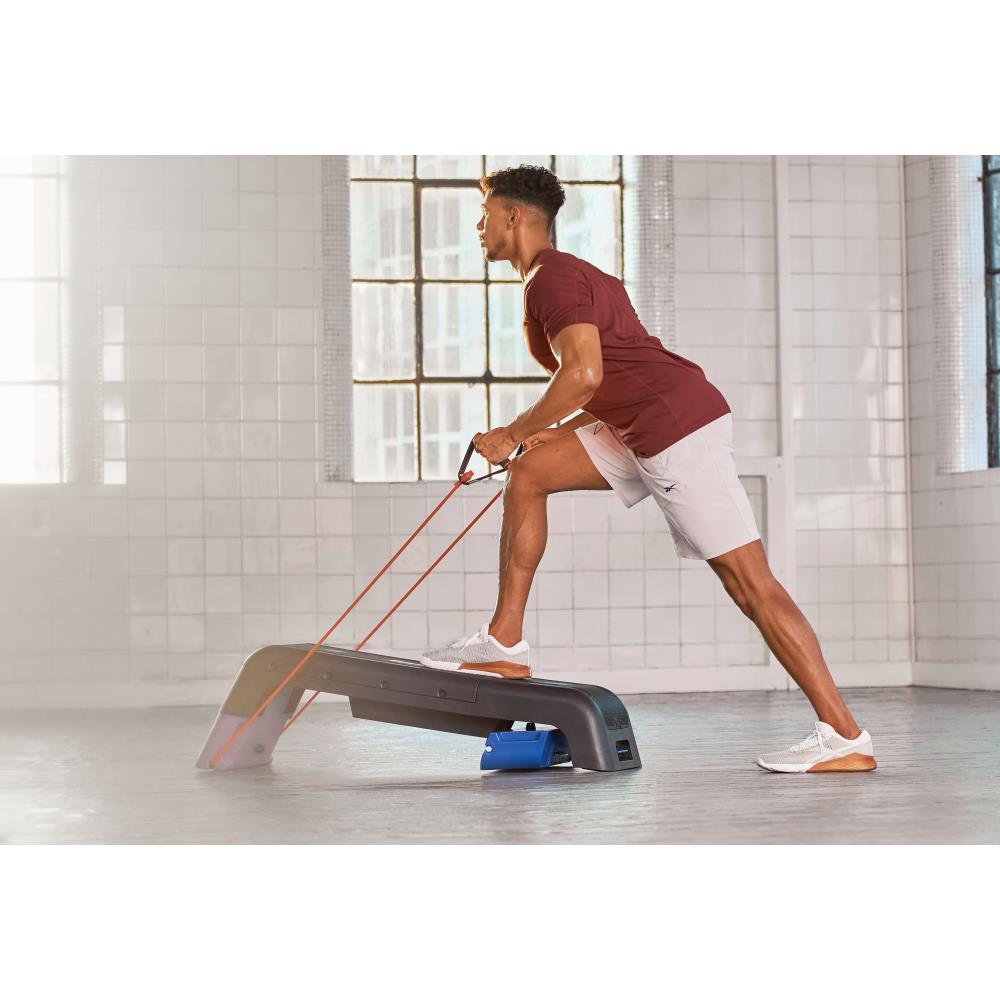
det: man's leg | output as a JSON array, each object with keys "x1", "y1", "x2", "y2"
[
  {"x1": 708, "y1": 539, "x2": 862, "y2": 740},
  {"x1": 488, "y1": 433, "x2": 612, "y2": 647}
]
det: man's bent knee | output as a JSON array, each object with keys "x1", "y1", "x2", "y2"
[
  {"x1": 502, "y1": 458, "x2": 546, "y2": 499},
  {"x1": 503, "y1": 433, "x2": 612, "y2": 497}
]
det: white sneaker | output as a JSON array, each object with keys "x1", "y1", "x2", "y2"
[
  {"x1": 420, "y1": 623, "x2": 531, "y2": 679},
  {"x1": 756, "y1": 721, "x2": 877, "y2": 773}
]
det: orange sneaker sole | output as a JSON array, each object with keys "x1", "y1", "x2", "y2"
[
  {"x1": 807, "y1": 753, "x2": 878, "y2": 773},
  {"x1": 458, "y1": 661, "x2": 531, "y2": 680}
]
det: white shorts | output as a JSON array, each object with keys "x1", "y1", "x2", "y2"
[{"x1": 574, "y1": 413, "x2": 761, "y2": 561}]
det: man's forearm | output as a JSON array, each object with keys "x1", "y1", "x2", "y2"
[{"x1": 507, "y1": 371, "x2": 598, "y2": 442}]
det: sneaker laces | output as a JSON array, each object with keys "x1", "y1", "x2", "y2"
[
  {"x1": 789, "y1": 724, "x2": 827, "y2": 753},
  {"x1": 448, "y1": 624, "x2": 489, "y2": 651}
]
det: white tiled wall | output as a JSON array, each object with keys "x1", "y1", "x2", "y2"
[
  {"x1": 0, "y1": 155, "x2": 916, "y2": 706},
  {"x1": 674, "y1": 156, "x2": 778, "y2": 459},
  {"x1": 906, "y1": 156, "x2": 1000, "y2": 689},
  {"x1": 674, "y1": 156, "x2": 910, "y2": 682},
  {"x1": 786, "y1": 156, "x2": 911, "y2": 674}
]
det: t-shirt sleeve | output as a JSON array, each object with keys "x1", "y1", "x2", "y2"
[{"x1": 526, "y1": 265, "x2": 597, "y2": 341}]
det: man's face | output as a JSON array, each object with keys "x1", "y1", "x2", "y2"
[{"x1": 476, "y1": 194, "x2": 511, "y2": 262}]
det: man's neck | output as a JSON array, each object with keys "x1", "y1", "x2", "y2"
[{"x1": 514, "y1": 241, "x2": 554, "y2": 281}]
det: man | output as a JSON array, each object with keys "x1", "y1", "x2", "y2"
[{"x1": 419, "y1": 165, "x2": 876, "y2": 774}]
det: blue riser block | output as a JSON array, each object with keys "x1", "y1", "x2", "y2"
[{"x1": 480, "y1": 728, "x2": 572, "y2": 770}]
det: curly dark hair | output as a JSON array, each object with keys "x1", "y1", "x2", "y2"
[{"x1": 479, "y1": 164, "x2": 566, "y2": 229}]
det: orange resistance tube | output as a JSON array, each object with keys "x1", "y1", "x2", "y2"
[
  {"x1": 208, "y1": 471, "x2": 502, "y2": 767},
  {"x1": 281, "y1": 487, "x2": 505, "y2": 731}
]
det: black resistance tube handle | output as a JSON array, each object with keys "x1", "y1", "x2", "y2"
[{"x1": 457, "y1": 438, "x2": 525, "y2": 484}]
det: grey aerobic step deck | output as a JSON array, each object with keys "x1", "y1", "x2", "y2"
[{"x1": 196, "y1": 643, "x2": 642, "y2": 774}]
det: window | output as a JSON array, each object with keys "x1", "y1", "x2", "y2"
[
  {"x1": 0, "y1": 157, "x2": 62, "y2": 483},
  {"x1": 349, "y1": 155, "x2": 623, "y2": 481},
  {"x1": 986, "y1": 155, "x2": 1000, "y2": 467}
]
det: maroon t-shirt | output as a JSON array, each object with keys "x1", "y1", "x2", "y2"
[{"x1": 522, "y1": 247, "x2": 730, "y2": 457}]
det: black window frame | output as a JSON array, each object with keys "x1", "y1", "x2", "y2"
[
  {"x1": 985, "y1": 155, "x2": 1000, "y2": 468},
  {"x1": 349, "y1": 155, "x2": 624, "y2": 481}
]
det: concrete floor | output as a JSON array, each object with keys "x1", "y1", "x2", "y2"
[{"x1": 2, "y1": 687, "x2": 999, "y2": 844}]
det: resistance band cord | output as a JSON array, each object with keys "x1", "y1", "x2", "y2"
[
  {"x1": 208, "y1": 440, "x2": 525, "y2": 767},
  {"x1": 210, "y1": 358, "x2": 697, "y2": 765}
]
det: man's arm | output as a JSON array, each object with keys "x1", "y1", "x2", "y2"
[{"x1": 507, "y1": 323, "x2": 603, "y2": 442}]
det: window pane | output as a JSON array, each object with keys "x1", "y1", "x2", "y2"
[
  {"x1": 0, "y1": 156, "x2": 60, "y2": 175},
  {"x1": 419, "y1": 383, "x2": 486, "y2": 480},
  {"x1": 350, "y1": 182, "x2": 414, "y2": 279},
  {"x1": 416, "y1": 156, "x2": 482, "y2": 179},
  {"x1": 353, "y1": 383, "x2": 416, "y2": 481},
  {"x1": 556, "y1": 156, "x2": 620, "y2": 181},
  {"x1": 485, "y1": 155, "x2": 551, "y2": 173},
  {"x1": 422, "y1": 284, "x2": 485, "y2": 377},
  {"x1": 557, "y1": 184, "x2": 622, "y2": 277},
  {"x1": 986, "y1": 155, "x2": 1000, "y2": 172},
  {"x1": 489, "y1": 382, "x2": 546, "y2": 430},
  {"x1": 0, "y1": 385, "x2": 59, "y2": 483},
  {"x1": 987, "y1": 174, "x2": 1000, "y2": 271},
  {"x1": 0, "y1": 282, "x2": 59, "y2": 380},
  {"x1": 488, "y1": 284, "x2": 536, "y2": 376},
  {"x1": 352, "y1": 282, "x2": 416, "y2": 379},
  {"x1": 487, "y1": 260, "x2": 520, "y2": 282},
  {"x1": 0, "y1": 178, "x2": 59, "y2": 277},
  {"x1": 350, "y1": 156, "x2": 413, "y2": 179},
  {"x1": 420, "y1": 188, "x2": 484, "y2": 280},
  {"x1": 348, "y1": 153, "x2": 624, "y2": 481}
]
